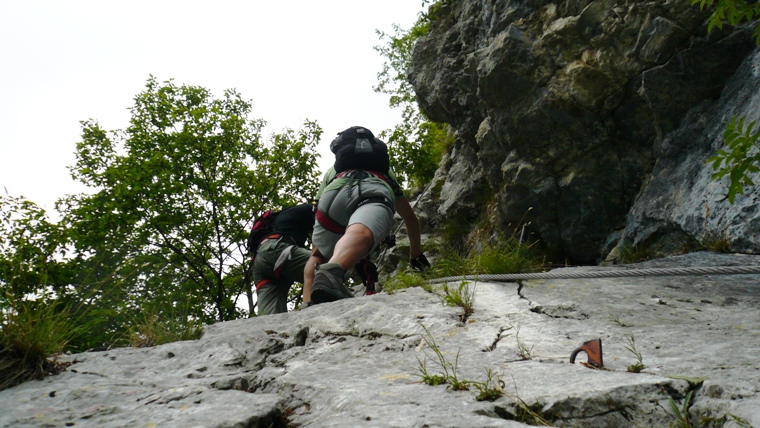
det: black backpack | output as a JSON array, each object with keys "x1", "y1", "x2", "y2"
[
  {"x1": 246, "y1": 209, "x2": 279, "y2": 257},
  {"x1": 330, "y1": 126, "x2": 390, "y2": 174}
]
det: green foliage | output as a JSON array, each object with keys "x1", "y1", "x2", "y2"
[
  {"x1": 471, "y1": 236, "x2": 542, "y2": 275},
  {"x1": 708, "y1": 115, "x2": 760, "y2": 203},
  {"x1": 514, "y1": 326, "x2": 534, "y2": 361},
  {"x1": 692, "y1": 0, "x2": 760, "y2": 43},
  {"x1": 617, "y1": 242, "x2": 658, "y2": 264},
  {"x1": 699, "y1": 234, "x2": 732, "y2": 253},
  {"x1": 624, "y1": 334, "x2": 646, "y2": 373},
  {"x1": 669, "y1": 390, "x2": 695, "y2": 428},
  {"x1": 415, "y1": 324, "x2": 470, "y2": 391},
  {"x1": 0, "y1": 299, "x2": 82, "y2": 391},
  {"x1": 691, "y1": 1, "x2": 760, "y2": 203},
  {"x1": 0, "y1": 195, "x2": 69, "y2": 306},
  {"x1": 473, "y1": 368, "x2": 505, "y2": 401},
  {"x1": 59, "y1": 76, "x2": 322, "y2": 323},
  {"x1": 427, "y1": 234, "x2": 544, "y2": 280},
  {"x1": 374, "y1": 1, "x2": 453, "y2": 189},
  {"x1": 382, "y1": 271, "x2": 427, "y2": 294},
  {"x1": 441, "y1": 280, "x2": 476, "y2": 321},
  {"x1": 129, "y1": 305, "x2": 204, "y2": 348}
]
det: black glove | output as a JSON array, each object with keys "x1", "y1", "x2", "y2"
[
  {"x1": 382, "y1": 234, "x2": 396, "y2": 248},
  {"x1": 411, "y1": 253, "x2": 431, "y2": 273},
  {"x1": 355, "y1": 257, "x2": 379, "y2": 295}
]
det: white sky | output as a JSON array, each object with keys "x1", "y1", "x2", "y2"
[{"x1": 0, "y1": 1, "x2": 423, "y2": 213}]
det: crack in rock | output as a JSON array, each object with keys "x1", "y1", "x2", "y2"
[{"x1": 484, "y1": 326, "x2": 513, "y2": 352}]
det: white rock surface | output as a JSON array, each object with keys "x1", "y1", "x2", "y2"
[{"x1": 1, "y1": 252, "x2": 758, "y2": 427}]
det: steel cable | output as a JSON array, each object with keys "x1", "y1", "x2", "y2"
[{"x1": 426, "y1": 264, "x2": 760, "y2": 284}]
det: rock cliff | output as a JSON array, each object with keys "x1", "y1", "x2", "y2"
[
  {"x1": 1, "y1": 252, "x2": 759, "y2": 427},
  {"x1": 408, "y1": 0, "x2": 760, "y2": 263}
]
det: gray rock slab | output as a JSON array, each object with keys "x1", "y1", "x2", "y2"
[{"x1": 1, "y1": 252, "x2": 758, "y2": 427}]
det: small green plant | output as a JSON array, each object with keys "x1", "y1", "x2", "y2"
[
  {"x1": 699, "y1": 235, "x2": 732, "y2": 253},
  {"x1": 514, "y1": 326, "x2": 534, "y2": 360},
  {"x1": 708, "y1": 115, "x2": 760, "y2": 204},
  {"x1": 473, "y1": 367, "x2": 505, "y2": 401},
  {"x1": 690, "y1": 0, "x2": 760, "y2": 204},
  {"x1": 668, "y1": 387, "x2": 753, "y2": 428},
  {"x1": 618, "y1": 243, "x2": 658, "y2": 264},
  {"x1": 501, "y1": 376, "x2": 553, "y2": 426},
  {"x1": 470, "y1": 235, "x2": 542, "y2": 275},
  {"x1": 0, "y1": 300, "x2": 84, "y2": 391},
  {"x1": 416, "y1": 357, "x2": 448, "y2": 386},
  {"x1": 382, "y1": 271, "x2": 427, "y2": 294},
  {"x1": 129, "y1": 310, "x2": 203, "y2": 348},
  {"x1": 624, "y1": 334, "x2": 645, "y2": 373},
  {"x1": 608, "y1": 312, "x2": 630, "y2": 327},
  {"x1": 441, "y1": 281, "x2": 476, "y2": 321},
  {"x1": 427, "y1": 242, "x2": 471, "y2": 278},
  {"x1": 669, "y1": 390, "x2": 694, "y2": 428},
  {"x1": 691, "y1": 0, "x2": 760, "y2": 44},
  {"x1": 415, "y1": 324, "x2": 470, "y2": 390}
]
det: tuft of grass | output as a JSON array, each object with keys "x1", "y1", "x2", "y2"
[
  {"x1": 669, "y1": 390, "x2": 694, "y2": 428},
  {"x1": 608, "y1": 312, "x2": 630, "y2": 327},
  {"x1": 668, "y1": 387, "x2": 753, "y2": 427},
  {"x1": 618, "y1": 243, "x2": 658, "y2": 264},
  {"x1": 129, "y1": 310, "x2": 203, "y2": 348},
  {"x1": 470, "y1": 235, "x2": 543, "y2": 275},
  {"x1": 514, "y1": 326, "x2": 534, "y2": 360},
  {"x1": 502, "y1": 376, "x2": 553, "y2": 426},
  {"x1": 417, "y1": 357, "x2": 448, "y2": 386},
  {"x1": 382, "y1": 271, "x2": 427, "y2": 295},
  {"x1": 441, "y1": 281, "x2": 476, "y2": 321},
  {"x1": 0, "y1": 300, "x2": 83, "y2": 391},
  {"x1": 624, "y1": 334, "x2": 645, "y2": 373},
  {"x1": 426, "y1": 232, "x2": 544, "y2": 280},
  {"x1": 699, "y1": 234, "x2": 732, "y2": 254},
  {"x1": 427, "y1": 243, "x2": 471, "y2": 278},
  {"x1": 415, "y1": 324, "x2": 469, "y2": 391},
  {"x1": 473, "y1": 367, "x2": 505, "y2": 401}
]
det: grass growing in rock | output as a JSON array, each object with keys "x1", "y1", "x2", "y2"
[
  {"x1": 514, "y1": 326, "x2": 534, "y2": 361},
  {"x1": 427, "y1": 234, "x2": 544, "y2": 279},
  {"x1": 129, "y1": 309, "x2": 204, "y2": 348},
  {"x1": 382, "y1": 271, "x2": 429, "y2": 295},
  {"x1": 415, "y1": 325, "x2": 470, "y2": 391},
  {"x1": 624, "y1": 334, "x2": 645, "y2": 373},
  {"x1": 473, "y1": 367, "x2": 505, "y2": 402},
  {"x1": 441, "y1": 281, "x2": 476, "y2": 322},
  {"x1": 0, "y1": 300, "x2": 81, "y2": 391},
  {"x1": 415, "y1": 325, "x2": 556, "y2": 424}
]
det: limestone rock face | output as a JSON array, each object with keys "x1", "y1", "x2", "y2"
[
  {"x1": 1, "y1": 252, "x2": 759, "y2": 427},
  {"x1": 408, "y1": 0, "x2": 758, "y2": 262}
]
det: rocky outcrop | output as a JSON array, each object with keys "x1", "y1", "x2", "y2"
[
  {"x1": 408, "y1": 0, "x2": 759, "y2": 263},
  {"x1": 1, "y1": 252, "x2": 759, "y2": 427}
]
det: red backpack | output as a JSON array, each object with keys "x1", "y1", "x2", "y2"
[{"x1": 246, "y1": 209, "x2": 279, "y2": 257}]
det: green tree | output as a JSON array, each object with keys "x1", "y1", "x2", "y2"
[
  {"x1": 374, "y1": 1, "x2": 451, "y2": 190},
  {"x1": 692, "y1": 0, "x2": 760, "y2": 43},
  {"x1": 59, "y1": 76, "x2": 321, "y2": 324},
  {"x1": 692, "y1": 0, "x2": 760, "y2": 203},
  {"x1": 0, "y1": 195, "x2": 69, "y2": 306}
]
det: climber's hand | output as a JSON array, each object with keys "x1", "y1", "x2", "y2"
[{"x1": 411, "y1": 253, "x2": 431, "y2": 273}]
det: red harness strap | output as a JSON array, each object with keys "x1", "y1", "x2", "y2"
[
  {"x1": 316, "y1": 209, "x2": 346, "y2": 234},
  {"x1": 255, "y1": 278, "x2": 271, "y2": 291}
]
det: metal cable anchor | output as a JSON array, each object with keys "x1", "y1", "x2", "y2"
[{"x1": 570, "y1": 338, "x2": 603, "y2": 368}]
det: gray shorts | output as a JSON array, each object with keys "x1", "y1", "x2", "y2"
[
  {"x1": 253, "y1": 238, "x2": 311, "y2": 315},
  {"x1": 313, "y1": 179, "x2": 394, "y2": 260}
]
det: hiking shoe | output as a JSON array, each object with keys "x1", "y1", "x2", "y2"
[{"x1": 311, "y1": 262, "x2": 353, "y2": 304}]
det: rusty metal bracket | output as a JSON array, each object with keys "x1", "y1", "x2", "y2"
[{"x1": 570, "y1": 338, "x2": 603, "y2": 368}]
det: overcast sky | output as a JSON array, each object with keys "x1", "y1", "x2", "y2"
[{"x1": 0, "y1": 1, "x2": 423, "y2": 213}]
